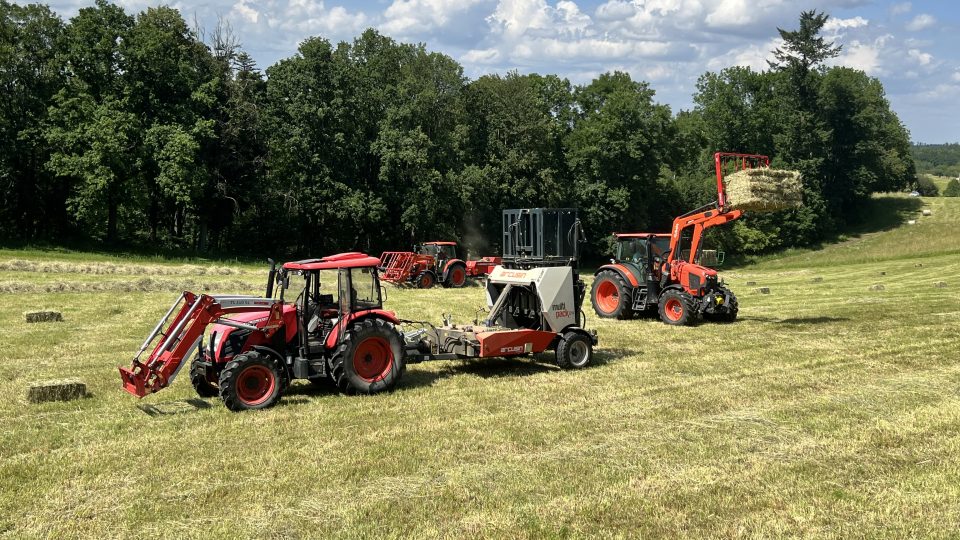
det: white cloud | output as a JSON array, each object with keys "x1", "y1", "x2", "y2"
[
  {"x1": 462, "y1": 48, "x2": 501, "y2": 64},
  {"x1": 907, "y1": 49, "x2": 932, "y2": 66},
  {"x1": 231, "y1": 1, "x2": 259, "y2": 24},
  {"x1": 833, "y1": 39, "x2": 883, "y2": 75},
  {"x1": 706, "y1": 37, "x2": 782, "y2": 72},
  {"x1": 381, "y1": 0, "x2": 489, "y2": 36},
  {"x1": 891, "y1": 2, "x2": 911, "y2": 15},
  {"x1": 824, "y1": 16, "x2": 868, "y2": 32},
  {"x1": 952, "y1": 71, "x2": 960, "y2": 83},
  {"x1": 906, "y1": 13, "x2": 936, "y2": 32}
]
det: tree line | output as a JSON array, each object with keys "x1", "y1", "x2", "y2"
[{"x1": 1, "y1": 3, "x2": 916, "y2": 259}]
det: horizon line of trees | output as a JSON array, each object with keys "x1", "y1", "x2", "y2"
[{"x1": 1, "y1": 2, "x2": 917, "y2": 259}]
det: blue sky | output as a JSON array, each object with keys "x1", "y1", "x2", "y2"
[{"x1": 28, "y1": 0, "x2": 960, "y2": 143}]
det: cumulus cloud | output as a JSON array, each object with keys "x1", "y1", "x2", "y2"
[
  {"x1": 906, "y1": 13, "x2": 936, "y2": 31},
  {"x1": 823, "y1": 16, "x2": 868, "y2": 32},
  {"x1": 380, "y1": 0, "x2": 490, "y2": 37},
  {"x1": 907, "y1": 49, "x2": 932, "y2": 66}
]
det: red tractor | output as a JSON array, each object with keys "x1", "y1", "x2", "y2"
[
  {"x1": 379, "y1": 241, "x2": 500, "y2": 289},
  {"x1": 119, "y1": 253, "x2": 405, "y2": 410},
  {"x1": 120, "y1": 245, "x2": 597, "y2": 411},
  {"x1": 591, "y1": 152, "x2": 770, "y2": 325}
]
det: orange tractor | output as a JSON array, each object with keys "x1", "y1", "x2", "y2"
[
  {"x1": 379, "y1": 241, "x2": 501, "y2": 289},
  {"x1": 591, "y1": 152, "x2": 770, "y2": 325}
]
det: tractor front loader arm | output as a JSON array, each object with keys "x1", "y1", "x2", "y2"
[{"x1": 119, "y1": 293, "x2": 282, "y2": 398}]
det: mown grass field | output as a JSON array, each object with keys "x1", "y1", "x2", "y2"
[{"x1": 1, "y1": 194, "x2": 959, "y2": 538}]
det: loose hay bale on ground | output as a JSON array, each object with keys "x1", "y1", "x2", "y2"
[
  {"x1": 725, "y1": 168, "x2": 803, "y2": 213},
  {"x1": 934, "y1": 281, "x2": 947, "y2": 288},
  {"x1": 26, "y1": 379, "x2": 87, "y2": 403},
  {"x1": 756, "y1": 287, "x2": 770, "y2": 294},
  {"x1": 24, "y1": 310, "x2": 63, "y2": 323},
  {"x1": 922, "y1": 209, "x2": 932, "y2": 216},
  {"x1": 811, "y1": 276, "x2": 824, "y2": 283},
  {"x1": 746, "y1": 281, "x2": 757, "y2": 286},
  {"x1": 869, "y1": 284, "x2": 886, "y2": 291}
]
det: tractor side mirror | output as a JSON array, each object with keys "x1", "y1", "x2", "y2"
[{"x1": 380, "y1": 284, "x2": 388, "y2": 303}]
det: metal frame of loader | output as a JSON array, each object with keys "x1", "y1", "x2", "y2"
[{"x1": 591, "y1": 152, "x2": 770, "y2": 325}]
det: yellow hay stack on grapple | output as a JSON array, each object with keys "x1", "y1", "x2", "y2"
[{"x1": 725, "y1": 168, "x2": 803, "y2": 213}]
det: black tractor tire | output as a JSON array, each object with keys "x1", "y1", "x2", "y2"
[
  {"x1": 218, "y1": 350, "x2": 286, "y2": 411},
  {"x1": 328, "y1": 318, "x2": 405, "y2": 395},
  {"x1": 189, "y1": 352, "x2": 218, "y2": 397},
  {"x1": 591, "y1": 270, "x2": 634, "y2": 319},
  {"x1": 555, "y1": 331, "x2": 593, "y2": 369},
  {"x1": 442, "y1": 263, "x2": 468, "y2": 288},
  {"x1": 416, "y1": 271, "x2": 436, "y2": 289},
  {"x1": 658, "y1": 289, "x2": 697, "y2": 326},
  {"x1": 705, "y1": 290, "x2": 739, "y2": 323}
]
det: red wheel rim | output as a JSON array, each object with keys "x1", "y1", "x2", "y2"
[
  {"x1": 664, "y1": 298, "x2": 683, "y2": 321},
  {"x1": 451, "y1": 267, "x2": 466, "y2": 286},
  {"x1": 595, "y1": 279, "x2": 619, "y2": 313},
  {"x1": 353, "y1": 336, "x2": 394, "y2": 382},
  {"x1": 421, "y1": 274, "x2": 433, "y2": 288},
  {"x1": 235, "y1": 365, "x2": 276, "y2": 406}
]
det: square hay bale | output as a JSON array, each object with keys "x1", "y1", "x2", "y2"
[
  {"x1": 934, "y1": 281, "x2": 947, "y2": 288},
  {"x1": 869, "y1": 284, "x2": 885, "y2": 292},
  {"x1": 811, "y1": 276, "x2": 824, "y2": 283},
  {"x1": 756, "y1": 287, "x2": 770, "y2": 294},
  {"x1": 725, "y1": 168, "x2": 803, "y2": 213},
  {"x1": 908, "y1": 220, "x2": 916, "y2": 225},
  {"x1": 746, "y1": 281, "x2": 757, "y2": 286},
  {"x1": 26, "y1": 379, "x2": 87, "y2": 403},
  {"x1": 24, "y1": 310, "x2": 63, "y2": 323},
  {"x1": 922, "y1": 209, "x2": 932, "y2": 216}
]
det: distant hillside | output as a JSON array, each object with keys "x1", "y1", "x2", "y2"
[{"x1": 912, "y1": 143, "x2": 960, "y2": 177}]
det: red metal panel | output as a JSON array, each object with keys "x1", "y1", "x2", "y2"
[
  {"x1": 476, "y1": 329, "x2": 557, "y2": 357},
  {"x1": 283, "y1": 252, "x2": 381, "y2": 270}
]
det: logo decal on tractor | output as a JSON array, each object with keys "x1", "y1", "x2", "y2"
[{"x1": 500, "y1": 345, "x2": 524, "y2": 354}]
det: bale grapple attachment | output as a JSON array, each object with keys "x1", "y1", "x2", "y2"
[
  {"x1": 119, "y1": 292, "x2": 280, "y2": 397},
  {"x1": 379, "y1": 251, "x2": 418, "y2": 285}
]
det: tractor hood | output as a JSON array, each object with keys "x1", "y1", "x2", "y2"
[{"x1": 210, "y1": 304, "x2": 298, "y2": 358}]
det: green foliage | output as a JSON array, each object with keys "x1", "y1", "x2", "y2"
[
  {"x1": 915, "y1": 176, "x2": 939, "y2": 197},
  {"x1": 944, "y1": 179, "x2": 960, "y2": 197},
  {"x1": 0, "y1": 3, "x2": 919, "y2": 263},
  {"x1": 912, "y1": 143, "x2": 960, "y2": 177}
]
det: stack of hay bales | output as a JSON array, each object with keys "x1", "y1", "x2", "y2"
[{"x1": 725, "y1": 168, "x2": 803, "y2": 213}]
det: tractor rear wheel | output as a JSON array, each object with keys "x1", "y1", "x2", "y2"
[
  {"x1": 218, "y1": 351, "x2": 286, "y2": 411},
  {"x1": 443, "y1": 263, "x2": 467, "y2": 288},
  {"x1": 416, "y1": 272, "x2": 436, "y2": 289},
  {"x1": 658, "y1": 290, "x2": 696, "y2": 326},
  {"x1": 555, "y1": 331, "x2": 593, "y2": 369},
  {"x1": 189, "y1": 353, "x2": 218, "y2": 397},
  {"x1": 591, "y1": 270, "x2": 634, "y2": 319},
  {"x1": 328, "y1": 318, "x2": 404, "y2": 395}
]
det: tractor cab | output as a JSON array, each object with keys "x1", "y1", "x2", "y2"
[
  {"x1": 418, "y1": 241, "x2": 458, "y2": 262},
  {"x1": 280, "y1": 254, "x2": 385, "y2": 346},
  {"x1": 613, "y1": 233, "x2": 671, "y2": 282}
]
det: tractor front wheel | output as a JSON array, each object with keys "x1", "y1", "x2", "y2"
[
  {"x1": 591, "y1": 271, "x2": 634, "y2": 319},
  {"x1": 705, "y1": 289, "x2": 739, "y2": 323},
  {"x1": 189, "y1": 352, "x2": 218, "y2": 397},
  {"x1": 443, "y1": 263, "x2": 467, "y2": 288},
  {"x1": 658, "y1": 290, "x2": 696, "y2": 326},
  {"x1": 328, "y1": 318, "x2": 405, "y2": 394},
  {"x1": 218, "y1": 351, "x2": 285, "y2": 411},
  {"x1": 556, "y1": 331, "x2": 593, "y2": 369},
  {"x1": 416, "y1": 272, "x2": 436, "y2": 289}
]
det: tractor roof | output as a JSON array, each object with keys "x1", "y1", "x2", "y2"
[
  {"x1": 614, "y1": 233, "x2": 671, "y2": 239},
  {"x1": 423, "y1": 241, "x2": 457, "y2": 246},
  {"x1": 283, "y1": 252, "x2": 381, "y2": 271}
]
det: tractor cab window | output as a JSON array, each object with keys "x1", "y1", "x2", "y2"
[
  {"x1": 677, "y1": 228, "x2": 694, "y2": 263},
  {"x1": 308, "y1": 270, "x2": 339, "y2": 310},
  {"x1": 617, "y1": 238, "x2": 647, "y2": 264},
  {"x1": 420, "y1": 244, "x2": 457, "y2": 260},
  {"x1": 347, "y1": 267, "x2": 381, "y2": 310}
]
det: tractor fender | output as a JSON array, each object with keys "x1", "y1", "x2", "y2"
[
  {"x1": 596, "y1": 263, "x2": 641, "y2": 289},
  {"x1": 551, "y1": 326, "x2": 599, "y2": 349},
  {"x1": 249, "y1": 344, "x2": 291, "y2": 380},
  {"x1": 441, "y1": 258, "x2": 466, "y2": 280},
  {"x1": 324, "y1": 309, "x2": 401, "y2": 350}
]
